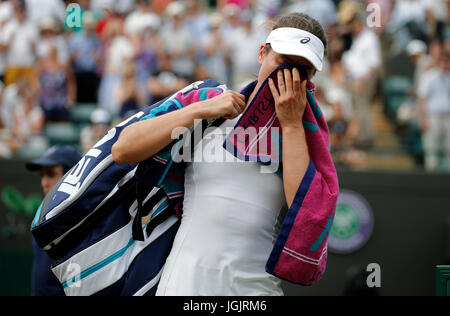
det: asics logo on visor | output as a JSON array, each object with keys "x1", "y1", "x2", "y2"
[{"x1": 300, "y1": 37, "x2": 311, "y2": 44}]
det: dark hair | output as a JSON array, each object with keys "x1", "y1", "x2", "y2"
[{"x1": 264, "y1": 13, "x2": 328, "y2": 56}]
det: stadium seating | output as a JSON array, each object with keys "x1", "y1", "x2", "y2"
[
  {"x1": 44, "y1": 122, "x2": 80, "y2": 147},
  {"x1": 382, "y1": 75, "x2": 423, "y2": 162},
  {"x1": 16, "y1": 146, "x2": 48, "y2": 161},
  {"x1": 69, "y1": 103, "x2": 97, "y2": 128},
  {"x1": 382, "y1": 75, "x2": 413, "y2": 118}
]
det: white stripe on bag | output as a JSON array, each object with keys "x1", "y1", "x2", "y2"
[
  {"x1": 52, "y1": 215, "x2": 179, "y2": 296},
  {"x1": 44, "y1": 167, "x2": 138, "y2": 251},
  {"x1": 133, "y1": 267, "x2": 164, "y2": 296}
]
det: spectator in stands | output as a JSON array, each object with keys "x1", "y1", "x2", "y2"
[
  {"x1": 316, "y1": 37, "x2": 367, "y2": 168},
  {"x1": 114, "y1": 0, "x2": 135, "y2": 16},
  {"x1": 98, "y1": 20, "x2": 135, "y2": 116},
  {"x1": 426, "y1": 38, "x2": 445, "y2": 71},
  {"x1": 287, "y1": 0, "x2": 337, "y2": 29},
  {"x1": 423, "y1": 0, "x2": 449, "y2": 41},
  {"x1": 317, "y1": 38, "x2": 354, "y2": 147},
  {"x1": 0, "y1": 76, "x2": 29, "y2": 129},
  {"x1": 11, "y1": 80, "x2": 47, "y2": 153},
  {"x1": 252, "y1": 0, "x2": 282, "y2": 28},
  {"x1": 0, "y1": 0, "x2": 37, "y2": 86},
  {"x1": 396, "y1": 40, "x2": 428, "y2": 128},
  {"x1": 418, "y1": 51, "x2": 450, "y2": 171},
  {"x1": 201, "y1": 13, "x2": 231, "y2": 85},
  {"x1": 25, "y1": 0, "x2": 66, "y2": 26},
  {"x1": 406, "y1": 39, "x2": 428, "y2": 96},
  {"x1": 124, "y1": 0, "x2": 161, "y2": 38},
  {"x1": 184, "y1": 0, "x2": 212, "y2": 46},
  {"x1": 0, "y1": 80, "x2": 16, "y2": 158},
  {"x1": 387, "y1": 0, "x2": 429, "y2": 52},
  {"x1": 36, "y1": 45, "x2": 77, "y2": 122},
  {"x1": 0, "y1": 0, "x2": 13, "y2": 83},
  {"x1": 219, "y1": 4, "x2": 243, "y2": 86},
  {"x1": 80, "y1": 108, "x2": 111, "y2": 153},
  {"x1": 37, "y1": 17, "x2": 70, "y2": 66},
  {"x1": 220, "y1": 3, "x2": 242, "y2": 37},
  {"x1": 147, "y1": 53, "x2": 188, "y2": 104},
  {"x1": 227, "y1": 10, "x2": 268, "y2": 90},
  {"x1": 26, "y1": 145, "x2": 83, "y2": 296},
  {"x1": 96, "y1": 0, "x2": 124, "y2": 41},
  {"x1": 135, "y1": 23, "x2": 161, "y2": 103},
  {"x1": 68, "y1": 11, "x2": 102, "y2": 103},
  {"x1": 159, "y1": 2, "x2": 196, "y2": 81},
  {"x1": 115, "y1": 61, "x2": 146, "y2": 119},
  {"x1": 0, "y1": 77, "x2": 45, "y2": 158},
  {"x1": 90, "y1": 0, "x2": 109, "y2": 16},
  {"x1": 125, "y1": 2, "x2": 162, "y2": 104},
  {"x1": 0, "y1": 0, "x2": 443, "y2": 175},
  {"x1": 340, "y1": 3, "x2": 382, "y2": 147}
]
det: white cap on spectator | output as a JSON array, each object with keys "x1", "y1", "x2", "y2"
[
  {"x1": 39, "y1": 17, "x2": 57, "y2": 32},
  {"x1": 83, "y1": 11, "x2": 97, "y2": 27},
  {"x1": 209, "y1": 13, "x2": 222, "y2": 27},
  {"x1": 140, "y1": 13, "x2": 161, "y2": 30},
  {"x1": 91, "y1": 108, "x2": 111, "y2": 125},
  {"x1": 165, "y1": 2, "x2": 184, "y2": 17},
  {"x1": 406, "y1": 40, "x2": 427, "y2": 56},
  {"x1": 266, "y1": 27, "x2": 325, "y2": 71},
  {"x1": 100, "y1": 0, "x2": 117, "y2": 12},
  {"x1": 125, "y1": 12, "x2": 160, "y2": 36}
]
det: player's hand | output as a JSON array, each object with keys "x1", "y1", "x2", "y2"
[
  {"x1": 269, "y1": 68, "x2": 307, "y2": 129},
  {"x1": 192, "y1": 90, "x2": 246, "y2": 120}
]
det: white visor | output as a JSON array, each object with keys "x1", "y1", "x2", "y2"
[{"x1": 266, "y1": 27, "x2": 325, "y2": 72}]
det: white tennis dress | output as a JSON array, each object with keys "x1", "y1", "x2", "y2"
[{"x1": 155, "y1": 115, "x2": 287, "y2": 296}]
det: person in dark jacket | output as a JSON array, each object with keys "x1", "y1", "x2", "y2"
[{"x1": 26, "y1": 145, "x2": 82, "y2": 296}]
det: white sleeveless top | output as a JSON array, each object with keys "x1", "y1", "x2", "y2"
[{"x1": 156, "y1": 115, "x2": 287, "y2": 296}]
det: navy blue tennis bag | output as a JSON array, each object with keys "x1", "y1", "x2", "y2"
[{"x1": 31, "y1": 80, "x2": 227, "y2": 296}]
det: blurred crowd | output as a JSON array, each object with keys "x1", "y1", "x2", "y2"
[{"x1": 0, "y1": 0, "x2": 448, "y2": 171}]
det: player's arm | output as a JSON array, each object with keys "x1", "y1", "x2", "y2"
[
  {"x1": 269, "y1": 68, "x2": 310, "y2": 207},
  {"x1": 112, "y1": 91, "x2": 246, "y2": 164}
]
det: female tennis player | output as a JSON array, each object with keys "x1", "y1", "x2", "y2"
[{"x1": 112, "y1": 13, "x2": 333, "y2": 296}]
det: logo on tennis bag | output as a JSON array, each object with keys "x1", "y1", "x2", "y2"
[{"x1": 31, "y1": 80, "x2": 226, "y2": 296}]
